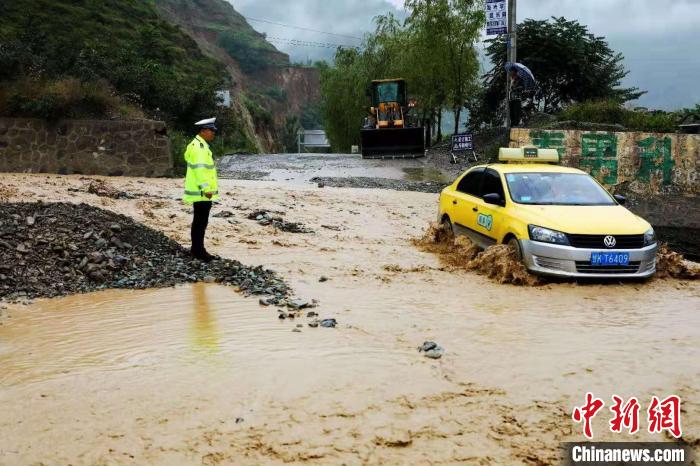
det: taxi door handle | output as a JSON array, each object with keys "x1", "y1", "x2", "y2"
[
  {"x1": 452, "y1": 200, "x2": 458, "y2": 205},
  {"x1": 472, "y1": 207, "x2": 479, "y2": 212}
]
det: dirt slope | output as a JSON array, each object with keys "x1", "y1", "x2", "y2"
[{"x1": 154, "y1": 0, "x2": 320, "y2": 152}]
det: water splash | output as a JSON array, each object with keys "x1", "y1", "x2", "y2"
[
  {"x1": 656, "y1": 244, "x2": 700, "y2": 280},
  {"x1": 413, "y1": 223, "x2": 540, "y2": 286}
]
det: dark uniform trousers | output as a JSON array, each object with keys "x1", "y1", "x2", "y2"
[{"x1": 191, "y1": 201, "x2": 212, "y2": 255}]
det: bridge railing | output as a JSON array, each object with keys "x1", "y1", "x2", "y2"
[{"x1": 297, "y1": 129, "x2": 330, "y2": 153}]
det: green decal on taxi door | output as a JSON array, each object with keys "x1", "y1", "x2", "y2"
[{"x1": 477, "y1": 213, "x2": 493, "y2": 231}]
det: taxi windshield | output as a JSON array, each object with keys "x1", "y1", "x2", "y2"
[{"x1": 505, "y1": 172, "x2": 616, "y2": 206}]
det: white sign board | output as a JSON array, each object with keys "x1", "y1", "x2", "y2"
[
  {"x1": 451, "y1": 133, "x2": 474, "y2": 152},
  {"x1": 485, "y1": 0, "x2": 508, "y2": 36},
  {"x1": 215, "y1": 90, "x2": 232, "y2": 108}
]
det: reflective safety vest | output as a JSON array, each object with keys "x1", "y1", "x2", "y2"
[{"x1": 183, "y1": 135, "x2": 219, "y2": 203}]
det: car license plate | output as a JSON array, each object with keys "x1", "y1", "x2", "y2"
[{"x1": 590, "y1": 252, "x2": 630, "y2": 266}]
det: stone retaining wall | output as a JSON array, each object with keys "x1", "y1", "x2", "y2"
[
  {"x1": 0, "y1": 118, "x2": 173, "y2": 177},
  {"x1": 509, "y1": 128, "x2": 699, "y2": 195}
]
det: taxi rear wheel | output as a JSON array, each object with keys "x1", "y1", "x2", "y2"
[
  {"x1": 441, "y1": 217, "x2": 455, "y2": 242},
  {"x1": 507, "y1": 237, "x2": 523, "y2": 261}
]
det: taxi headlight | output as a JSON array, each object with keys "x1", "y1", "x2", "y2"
[
  {"x1": 528, "y1": 225, "x2": 570, "y2": 246},
  {"x1": 643, "y1": 228, "x2": 656, "y2": 246}
]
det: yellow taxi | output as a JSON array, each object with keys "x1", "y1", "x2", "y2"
[{"x1": 437, "y1": 147, "x2": 658, "y2": 278}]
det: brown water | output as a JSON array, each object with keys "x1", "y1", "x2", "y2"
[
  {"x1": 217, "y1": 153, "x2": 444, "y2": 184},
  {"x1": 2, "y1": 173, "x2": 700, "y2": 464}
]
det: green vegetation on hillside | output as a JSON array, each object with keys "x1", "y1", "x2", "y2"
[
  {"x1": 153, "y1": 0, "x2": 289, "y2": 73},
  {"x1": 0, "y1": 0, "x2": 228, "y2": 128},
  {"x1": 218, "y1": 31, "x2": 288, "y2": 73}
]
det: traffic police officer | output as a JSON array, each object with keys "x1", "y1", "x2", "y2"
[{"x1": 183, "y1": 117, "x2": 219, "y2": 262}]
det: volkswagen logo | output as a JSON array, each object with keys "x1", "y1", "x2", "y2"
[{"x1": 603, "y1": 236, "x2": 617, "y2": 248}]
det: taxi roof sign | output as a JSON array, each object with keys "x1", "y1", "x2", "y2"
[{"x1": 498, "y1": 147, "x2": 560, "y2": 163}]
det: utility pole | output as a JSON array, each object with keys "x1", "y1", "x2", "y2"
[{"x1": 505, "y1": 0, "x2": 517, "y2": 130}]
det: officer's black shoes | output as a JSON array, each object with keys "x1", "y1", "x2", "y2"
[{"x1": 191, "y1": 250, "x2": 213, "y2": 263}]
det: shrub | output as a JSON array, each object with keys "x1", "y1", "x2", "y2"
[
  {"x1": 558, "y1": 100, "x2": 678, "y2": 133},
  {"x1": 264, "y1": 85, "x2": 287, "y2": 102},
  {"x1": 0, "y1": 78, "x2": 123, "y2": 120},
  {"x1": 241, "y1": 94, "x2": 272, "y2": 127}
]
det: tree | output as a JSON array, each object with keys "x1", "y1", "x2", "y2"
[
  {"x1": 471, "y1": 17, "x2": 645, "y2": 127},
  {"x1": 318, "y1": 49, "x2": 372, "y2": 152},
  {"x1": 405, "y1": 0, "x2": 483, "y2": 134},
  {"x1": 281, "y1": 115, "x2": 301, "y2": 153},
  {"x1": 319, "y1": 1, "x2": 484, "y2": 151}
]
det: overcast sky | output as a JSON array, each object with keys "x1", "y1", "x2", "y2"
[{"x1": 231, "y1": 0, "x2": 700, "y2": 110}]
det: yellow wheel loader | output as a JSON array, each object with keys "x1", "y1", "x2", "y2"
[{"x1": 361, "y1": 79, "x2": 426, "y2": 159}]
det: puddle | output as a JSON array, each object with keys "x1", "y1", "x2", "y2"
[
  {"x1": 402, "y1": 167, "x2": 450, "y2": 183},
  {"x1": 0, "y1": 284, "x2": 403, "y2": 390}
]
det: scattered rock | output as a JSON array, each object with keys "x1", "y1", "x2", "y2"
[
  {"x1": 308, "y1": 320, "x2": 319, "y2": 328},
  {"x1": 212, "y1": 211, "x2": 234, "y2": 218},
  {"x1": 419, "y1": 341, "x2": 444, "y2": 359},
  {"x1": 247, "y1": 210, "x2": 313, "y2": 233},
  {"x1": 425, "y1": 348, "x2": 444, "y2": 359},
  {"x1": 306, "y1": 311, "x2": 318, "y2": 318},
  {"x1": 86, "y1": 180, "x2": 136, "y2": 199},
  {"x1": 203, "y1": 275, "x2": 216, "y2": 284},
  {"x1": 319, "y1": 276, "x2": 329, "y2": 282},
  {"x1": 292, "y1": 328, "x2": 302, "y2": 332},
  {"x1": 287, "y1": 298, "x2": 310, "y2": 309},
  {"x1": 319, "y1": 318, "x2": 337, "y2": 328},
  {"x1": 419, "y1": 341, "x2": 438, "y2": 352}
]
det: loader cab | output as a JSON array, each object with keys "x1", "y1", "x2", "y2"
[
  {"x1": 372, "y1": 80, "x2": 407, "y2": 107},
  {"x1": 370, "y1": 79, "x2": 408, "y2": 130}
]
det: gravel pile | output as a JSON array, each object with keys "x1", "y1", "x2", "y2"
[
  {"x1": 0, "y1": 202, "x2": 289, "y2": 302},
  {"x1": 311, "y1": 176, "x2": 448, "y2": 194}
]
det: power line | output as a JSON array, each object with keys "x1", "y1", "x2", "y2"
[
  {"x1": 244, "y1": 16, "x2": 363, "y2": 41},
  {"x1": 266, "y1": 35, "x2": 359, "y2": 49}
]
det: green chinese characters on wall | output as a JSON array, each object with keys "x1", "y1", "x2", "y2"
[
  {"x1": 529, "y1": 130, "x2": 566, "y2": 158},
  {"x1": 580, "y1": 133, "x2": 618, "y2": 185},
  {"x1": 636, "y1": 136, "x2": 674, "y2": 185}
]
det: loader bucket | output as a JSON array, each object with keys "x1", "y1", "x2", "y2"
[{"x1": 360, "y1": 127, "x2": 425, "y2": 159}]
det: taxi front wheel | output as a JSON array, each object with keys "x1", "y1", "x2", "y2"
[{"x1": 508, "y1": 237, "x2": 523, "y2": 261}]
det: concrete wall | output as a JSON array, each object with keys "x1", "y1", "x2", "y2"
[
  {"x1": 0, "y1": 118, "x2": 173, "y2": 177},
  {"x1": 509, "y1": 128, "x2": 699, "y2": 195}
]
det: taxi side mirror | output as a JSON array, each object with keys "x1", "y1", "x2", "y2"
[
  {"x1": 483, "y1": 193, "x2": 504, "y2": 207},
  {"x1": 614, "y1": 194, "x2": 626, "y2": 205}
]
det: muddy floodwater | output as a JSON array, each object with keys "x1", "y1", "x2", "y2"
[
  {"x1": 217, "y1": 153, "x2": 450, "y2": 184},
  {"x1": 1, "y1": 173, "x2": 699, "y2": 464}
]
